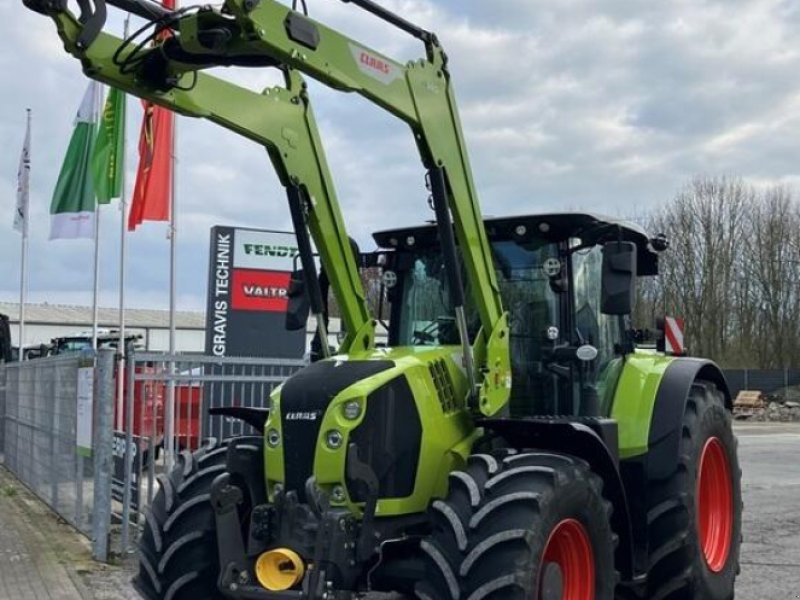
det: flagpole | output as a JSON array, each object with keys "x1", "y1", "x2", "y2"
[
  {"x1": 117, "y1": 17, "x2": 130, "y2": 430},
  {"x1": 165, "y1": 117, "x2": 177, "y2": 468},
  {"x1": 18, "y1": 109, "x2": 31, "y2": 361},
  {"x1": 166, "y1": 0, "x2": 179, "y2": 468},
  {"x1": 92, "y1": 84, "x2": 102, "y2": 351}
]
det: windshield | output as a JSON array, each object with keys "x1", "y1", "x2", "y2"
[
  {"x1": 395, "y1": 253, "x2": 462, "y2": 346},
  {"x1": 394, "y1": 239, "x2": 561, "y2": 351},
  {"x1": 56, "y1": 339, "x2": 93, "y2": 353}
]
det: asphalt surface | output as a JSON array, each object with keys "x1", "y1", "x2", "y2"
[
  {"x1": 2, "y1": 422, "x2": 799, "y2": 599},
  {"x1": 728, "y1": 422, "x2": 800, "y2": 600}
]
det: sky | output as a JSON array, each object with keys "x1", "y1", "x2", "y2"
[{"x1": 2, "y1": 0, "x2": 800, "y2": 312}]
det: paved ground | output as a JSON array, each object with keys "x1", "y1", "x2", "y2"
[
  {"x1": 1, "y1": 422, "x2": 799, "y2": 599},
  {"x1": 0, "y1": 466, "x2": 93, "y2": 600},
  {"x1": 729, "y1": 422, "x2": 800, "y2": 599}
]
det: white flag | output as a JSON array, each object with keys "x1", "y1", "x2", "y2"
[{"x1": 14, "y1": 110, "x2": 31, "y2": 234}]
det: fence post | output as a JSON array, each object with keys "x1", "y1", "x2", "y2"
[
  {"x1": 0, "y1": 365, "x2": 5, "y2": 458},
  {"x1": 121, "y1": 347, "x2": 136, "y2": 553},
  {"x1": 92, "y1": 349, "x2": 115, "y2": 562},
  {"x1": 744, "y1": 369, "x2": 749, "y2": 391}
]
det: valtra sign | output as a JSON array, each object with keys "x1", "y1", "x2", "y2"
[{"x1": 205, "y1": 226, "x2": 305, "y2": 359}]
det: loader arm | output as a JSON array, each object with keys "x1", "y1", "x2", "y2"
[
  {"x1": 26, "y1": 0, "x2": 511, "y2": 415},
  {"x1": 223, "y1": 0, "x2": 512, "y2": 415},
  {"x1": 29, "y1": 3, "x2": 374, "y2": 353}
]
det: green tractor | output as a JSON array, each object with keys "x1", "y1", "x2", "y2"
[{"x1": 25, "y1": 0, "x2": 741, "y2": 598}]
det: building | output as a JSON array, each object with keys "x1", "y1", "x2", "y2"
[
  {"x1": 0, "y1": 302, "x2": 205, "y2": 352},
  {"x1": 0, "y1": 302, "x2": 387, "y2": 355}
]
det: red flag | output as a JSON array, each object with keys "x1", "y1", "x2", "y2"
[
  {"x1": 128, "y1": 0, "x2": 176, "y2": 231},
  {"x1": 128, "y1": 102, "x2": 173, "y2": 230}
]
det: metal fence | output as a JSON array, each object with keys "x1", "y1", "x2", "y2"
[
  {"x1": 0, "y1": 364, "x2": 5, "y2": 453},
  {"x1": 724, "y1": 369, "x2": 800, "y2": 401},
  {"x1": 114, "y1": 351, "x2": 305, "y2": 553},
  {"x1": 0, "y1": 350, "x2": 115, "y2": 560}
]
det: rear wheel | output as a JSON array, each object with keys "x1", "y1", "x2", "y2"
[
  {"x1": 417, "y1": 451, "x2": 616, "y2": 600},
  {"x1": 643, "y1": 380, "x2": 741, "y2": 600},
  {"x1": 132, "y1": 437, "x2": 264, "y2": 600}
]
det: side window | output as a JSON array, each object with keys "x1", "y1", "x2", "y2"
[{"x1": 571, "y1": 242, "x2": 623, "y2": 375}]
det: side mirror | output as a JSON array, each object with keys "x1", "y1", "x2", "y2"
[
  {"x1": 601, "y1": 241, "x2": 637, "y2": 315},
  {"x1": 285, "y1": 270, "x2": 310, "y2": 331}
]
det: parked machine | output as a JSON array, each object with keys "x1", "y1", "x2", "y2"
[
  {"x1": 0, "y1": 313, "x2": 12, "y2": 363},
  {"x1": 26, "y1": 1, "x2": 741, "y2": 599}
]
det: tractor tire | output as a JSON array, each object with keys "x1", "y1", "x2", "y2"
[
  {"x1": 417, "y1": 451, "x2": 616, "y2": 600},
  {"x1": 132, "y1": 437, "x2": 264, "y2": 600},
  {"x1": 641, "y1": 380, "x2": 742, "y2": 600}
]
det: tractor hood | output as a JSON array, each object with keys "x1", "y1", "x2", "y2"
[{"x1": 264, "y1": 346, "x2": 472, "y2": 514}]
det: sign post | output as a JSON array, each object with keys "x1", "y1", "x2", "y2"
[{"x1": 203, "y1": 226, "x2": 307, "y2": 441}]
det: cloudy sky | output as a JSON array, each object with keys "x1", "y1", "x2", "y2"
[{"x1": 2, "y1": 0, "x2": 799, "y2": 312}]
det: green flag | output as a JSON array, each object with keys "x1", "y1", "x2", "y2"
[
  {"x1": 92, "y1": 86, "x2": 126, "y2": 204},
  {"x1": 50, "y1": 81, "x2": 100, "y2": 240}
]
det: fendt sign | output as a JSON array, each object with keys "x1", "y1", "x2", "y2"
[{"x1": 205, "y1": 226, "x2": 305, "y2": 359}]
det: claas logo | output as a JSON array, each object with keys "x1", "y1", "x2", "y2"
[
  {"x1": 359, "y1": 52, "x2": 390, "y2": 75},
  {"x1": 244, "y1": 244, "x2": 299, "y2": 257}
]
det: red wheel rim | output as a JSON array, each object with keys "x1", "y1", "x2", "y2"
[
  {"x1": 697, "y1": 437, "x2": 733, "y2": 572},
  {"x1": 538, "y1": 519, "x2": 594, "y2": 600}
]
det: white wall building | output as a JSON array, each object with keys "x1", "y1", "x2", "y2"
[
  {"x1": 0, "y1": 302, "x2": 205, "y2": 352},
  {"x1": 0, "y1": 303, "x2": 388, "y2": 355}
]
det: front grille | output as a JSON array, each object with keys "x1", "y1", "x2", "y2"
[
  {"x1": 278, "y1": 359, "x2": 394, "y2": 500},
  {"x1": 346, "y1": 376, "x2": 421, "y2": 501},
  {"x1": 429, "y1": 359, "x2": 458, "y2": 413}
]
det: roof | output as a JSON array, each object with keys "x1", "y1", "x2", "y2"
[
  {"x1": 372, "y1": 211, "x2": 659, "y2": 275},
  {"x1": 0, "y1": 302, "x2": 205, "y2": 329}
]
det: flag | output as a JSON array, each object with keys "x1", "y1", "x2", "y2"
[
  {"x1": 50, "y1": 82, "x2": 100, "y2": 240},
  {"x1": 14, "y1": 110, "x2": 31, "y2": 234},
  {"x1": 129, "y1": 0, "x2": 175, "y2": 231},
  {"x1": 128, "y1": 99, "x2": 173, "y2": 230},
  {"x1": 92, "y1": 86, "x2": 126, "y2": 204}
]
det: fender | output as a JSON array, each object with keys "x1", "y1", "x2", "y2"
[
  {"x1": 648, "y1": 358, "x2": 731, "y2": 480},
  {"x1": 209, "y1": 406, "x2": 270, "y2": 433},
  {"x1": 479, "y1": 417, "x2": 636, "y2": 581}
]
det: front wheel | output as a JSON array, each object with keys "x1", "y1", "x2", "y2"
[
  {"x1": 417, "y1": 451, "x2": 616, "y2": 600},
  {"x1": 132, "y1": 437, "x2": 264, "y2": 600}
]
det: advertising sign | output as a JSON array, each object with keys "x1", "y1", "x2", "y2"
[
  {"x1": 112, "y1": 431, "x2": 143, "y2": 511},
  {"x1": 76, "y1": 366, "x2": 94, "y2": 457},
  {"x1": 205, "y1": 226, "x2": 305, "y2": 359}
]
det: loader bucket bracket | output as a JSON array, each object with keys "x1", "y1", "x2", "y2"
[
  {"x1": 75, "y1": 0, "x2": 108, "y2": 49},
  {"x1": 22, "y1": 0, "x2": 67, "y2": 16}
]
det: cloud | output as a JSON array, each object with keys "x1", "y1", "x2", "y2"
[{"x1": 2, "y1": 0, "x2": 800, "y2": 313}]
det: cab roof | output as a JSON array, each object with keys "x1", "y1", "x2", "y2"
[{"x1": 372, "y1": 212, "x2": 659, "y2": 275}]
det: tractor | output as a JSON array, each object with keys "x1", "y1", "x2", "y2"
[{"x1": 24, "y1": 0, "x2": 741, "y2": 598}]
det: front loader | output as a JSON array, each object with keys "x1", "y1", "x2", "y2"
[{"x1": 25, "y1": 1, "x2": 742, "y2": 599}]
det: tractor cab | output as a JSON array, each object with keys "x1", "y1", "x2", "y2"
[{"x1": 373, "y1": 212, "x2": 663, "y2": 419}]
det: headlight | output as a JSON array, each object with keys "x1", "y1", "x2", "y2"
[
  {"x1": 267, "y1": 429, "x2": 281, "y2": 448},
  {"x1": 325, "y1": 430, "x2": 344, "y2": 450},
  {"x1": 331, "y1": 485, "x2": 347, "y2": 504},
  {"x1": 343, "y1": 400, "x2": 362, "y2": 420}
]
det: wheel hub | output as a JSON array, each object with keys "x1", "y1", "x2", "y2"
[
  {"x1": 538, "y1": 518, "x2": 594, "y2": 600},
  {"x1": 697, "y1": 436, "x2": 733, "y2": 572},
  {"x1": 540, "y1": 562, "x2": 563, "y2": 600}
]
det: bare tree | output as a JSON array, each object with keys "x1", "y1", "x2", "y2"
[
  {"x1": 635, "y1": 176, "x2": 800, "y2": 368},
  {"x1": 645, "y1": 176, "x2": 750, "y2": 361}
]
